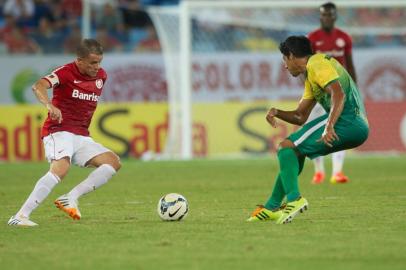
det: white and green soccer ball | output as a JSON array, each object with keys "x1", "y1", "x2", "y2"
[{"x1": 157, "y1": 193, "x2": 188, "y2": 221}]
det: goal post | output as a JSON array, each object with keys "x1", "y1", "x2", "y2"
[
  {"x1": 179, "y1": 2, "x2": 193, "y2": 159},
  {"x1": 148, "y1": 0, "x2": 406, "y2": 159}
]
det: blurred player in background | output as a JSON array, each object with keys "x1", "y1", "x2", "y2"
[
  {"x1": 307, "y1": 2, "x2": 357, "y2": 184},
  {"x1": 248, "y1": 36, "x2": 368, "y2": 224},
  {"x1": 8, "y1": 39, "x2": 121, "y2": 227}
]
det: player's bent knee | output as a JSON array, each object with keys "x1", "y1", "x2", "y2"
[
  {"x1": 50, "y1": 168, "x2": 69, "y2": 180},
  {"x1": 88, "y1": 151, "x2": 121, "y2": 171},
  {"x1": 50, "y1": 157, "x2": 71, "y2": 180},
  {"x1": 102, "y1": 152, "x2": 121, "y2": 172},
  {"x1": 50, "y1": 170, "x2": 68, "y2": 180},
  {"x1": 111, "y1": 157, "x2": 121, "y2": 171},
  {"x1": 278, "y1": 139, "x2": 295, "y2": 150}
]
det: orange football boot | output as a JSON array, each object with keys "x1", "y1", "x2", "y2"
[
  {"x1": 312, "y1": 171, "x2": 325, "y2": 184},
  {"x1": 54, "y1": 194, "x2": 81, "y2": 220},
  {"x1": 330, "y1": 172, "x2": 349, "y2": 184}
]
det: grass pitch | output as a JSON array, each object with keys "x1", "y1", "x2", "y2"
[{"x1": 1, "y1": 156, "x2": 405, "y2": 270}]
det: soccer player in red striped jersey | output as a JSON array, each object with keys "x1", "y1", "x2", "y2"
[
  {"x1": 307, "y1": 2, "x2": 357, "y2": 185},
  {"x1": 8, "y1": 39, "x2": 121, "y2": 227}
]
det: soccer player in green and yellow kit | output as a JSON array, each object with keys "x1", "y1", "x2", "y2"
[{"x1": 247, "y1": 36, "x2": 369, "y2": 224}]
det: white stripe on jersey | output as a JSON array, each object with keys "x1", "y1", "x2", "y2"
[
  {"x1": 44, "y1": 72, "x2": 60, "y2": 87},
  {"x1": 293, "y1": 118, "x2": 328, "y2": 146},
  {"x1": 44, "y1": 65, "x2": 66, "y2": 87}
]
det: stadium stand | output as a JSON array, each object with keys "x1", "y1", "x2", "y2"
[{"x1": 0, "y1": 0, "x2": 405, "y2": 54}]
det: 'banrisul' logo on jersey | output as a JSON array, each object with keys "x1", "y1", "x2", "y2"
[{"x1": 72, "y1": 89, "x2": 99, "y2": 102}]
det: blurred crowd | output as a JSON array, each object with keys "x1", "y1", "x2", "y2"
[
  {"x1": 0, "y1": 0, "x2": 404, "y2": 55},
  {"x1": 0, "y1": 0, "x2": 179, "y2": 54},
  {"x1": 192, "y1": 7, "x2": 406, "y2": 52},
  {"x1": 192, "y1": 25, "x2": 406, "y2": 53}
]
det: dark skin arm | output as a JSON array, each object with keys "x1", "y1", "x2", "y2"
[
  {"x1": 318, "y1": 80, "x2": 345, "y2": 147},
  {"x1": 266, "y1": 80, "x2": 345, "y2": 147},
  {"x1": 345, "y1": 54, "x2": 357, "y2": 84}
]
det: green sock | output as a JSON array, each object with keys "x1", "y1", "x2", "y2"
[
  {"x1": 264, "y1": 173, "x2": 285, "y2": 210},
  {"x1": 278, "y1": 148, "x2": 301, "y2": 202},
  {"x1": 298, "y1": 155, "x2": 305, "y2": 175}
]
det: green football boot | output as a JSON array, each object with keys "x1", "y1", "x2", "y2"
[
  {"x1": 276, "y1": 197, "x2": 308, "y2": 224},
  {"x1": 247, "y1": 205, "x2": 283, "y2": 222}
]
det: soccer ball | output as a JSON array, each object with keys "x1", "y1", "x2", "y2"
[{"x1": 157, "y1": 193, "x2": 188, "y2": 221}]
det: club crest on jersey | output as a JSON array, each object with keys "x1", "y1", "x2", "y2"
[
  {"x1": 72, "y1": 89, "x2": 99, "y2": 102},
  {"x1": 96, "y1": 79, "x2": 103, "y2": 89},
  {"x1": 336, "y1": 38, "x2": 345, "y2": 48}
]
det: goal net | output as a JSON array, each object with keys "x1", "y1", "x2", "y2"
[{"x1": 148, "y1": 0, "x2": 406, "y2": 159}]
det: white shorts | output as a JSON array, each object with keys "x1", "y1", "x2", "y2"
[
  {"x1": 306, "y1": 103, "x2": 327, "y2": 123},
  {"x1": 43, "y1": 131, "x2": 111, "y2": 167}
]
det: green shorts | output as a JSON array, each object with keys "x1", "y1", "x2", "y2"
[{"x1": 288, "y1": 113, "x2": 369, "y2": 159}]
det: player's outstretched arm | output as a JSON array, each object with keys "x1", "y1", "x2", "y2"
[
  {"x1": 266, "y1": 98, "x2": 316, "y2": 127},
  {"x1": 32, "y1": 79, "x2": 63, "y2": 124}
]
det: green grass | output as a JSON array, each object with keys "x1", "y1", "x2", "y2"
[{"x1": 1, "y1": 156, "x2": 406, "y2": 270}]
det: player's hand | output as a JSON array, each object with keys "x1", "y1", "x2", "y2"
[
  {"x1": 317, "y1": 125, "x2": 339, "y2": 147},
  {"x1": 46, "y1": 103, "x2": 63, "y2": 124},
  {"x1": 266, "y1": 108, "x2": 278, "y2": 128}
]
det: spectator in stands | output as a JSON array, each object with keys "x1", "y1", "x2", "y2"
[
  {"x1": 48, "y1": 0, "x2": 69, "y2": 33},
  {"x1": 61, "y1": 0, "x2": 82, "y2": 19},
  {"x1": 61, "y1": 0, "x2": 82, "y2": 27},
  {"x1": 95, "y1": 27, "x2": 123, "y2": 52},
  {"x1": 3, "y1": 0, "x2": 34, "y2": 26},
  {"x1": 0, "y1": 14, "x2": 16, "y2": 41},
  {"x1": 63, "y1": 24, "x2": 82, "y2": 54},
  {"x1": 356, "y1": 8, "x2": 382, "y2": 26},
  {"x1": 0, "y1": 14, "x2": 15, "y2": 53},
  {"x1": 95, "y1": 2, "x2": 128, "y2": 43},
  {"x1": 383, "y1": 9, "x2": 404, "y2": 27},
  {"x1": 373, "y1": 33, "x2": 402, "y2": 48},
  {"x1": 3, "y1": 24, "x2": 39, "y2": 53},
  {"x1": 351, "y1": 34, "x2": 372, "y2": 48},
  {"x1": 134, "y1": 25, "x2": 160, "y2": 52},
  {"x1": 140, "y1": 0, "x2": 179, "y2": 5},
  {"x1": 29, "y1": 0, "x2": 54, "y2": 28},
  {"x1": 31, "y1": 17, "x2": 64, "y2": 54},
  {"x1": 95, "y1": 2, "x2": 124, "y2": 33},
  {"x1": 119, "y1": 0, "x2": 153, "y2": 28}
]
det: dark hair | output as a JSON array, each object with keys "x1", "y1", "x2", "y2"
[
  {"x1": 320, "y1": 2, "x2": 336, "y2": 12},
  {"x1": 76, "y1": 39, "x2": 103, "y2": 58},
  {"x1": 279, "y1": 36, "x2": 313, "y2": 58}
]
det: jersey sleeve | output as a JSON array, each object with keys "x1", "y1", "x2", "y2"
[
  {"x1": 309, "y1": 58, "x2": 339, "y2": 89},
  {"x1": 344, "y1": 33, "x2": 353, "y2": 56},
  {"x1": 102, "y1": 69, "x2": 107, "y2": 83},
  {"x1": 307, "y1": 31, "x2": 316, "y2": 51},
  {"x1": 302, "y1": 79, "x2": 314, "y2": 99},
  {"x1": 42, "y1": 65, "x2": 69, "y2": 88}
]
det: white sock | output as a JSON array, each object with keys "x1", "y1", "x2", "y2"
[
  {"x1": 68, "y1": 164, "x2": 116, "y2": 201},
  {"x1": 16, "y1": 172, "x2": 60, "y2": 218},
  {"x1": 332, "y1": 150, "x2": 346, "y2": 175},
  {"x1": 313, "y1": 156, "x2": 325, "y2": 174}
]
